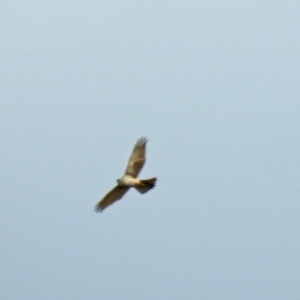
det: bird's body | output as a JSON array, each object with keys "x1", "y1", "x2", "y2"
[
  {"x1": 116, "y1": 175, "x2": 141, "y2": 187},
  {"x1": 95, "y1": 137, "x2": 156, "y2": 212}
]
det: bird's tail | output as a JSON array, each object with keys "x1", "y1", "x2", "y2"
[{"x1": 135, "y1": 177, "x2": 157, "y2": 194}]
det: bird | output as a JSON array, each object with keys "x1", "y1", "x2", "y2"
[{"x1": 95, "y1": 137, "x2": 157, "y2": 212}]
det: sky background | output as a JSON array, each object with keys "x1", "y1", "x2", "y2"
[{"x1": 1, "y1": 1, "x2": 300, "y2": 299}]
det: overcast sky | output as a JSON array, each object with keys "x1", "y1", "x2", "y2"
[{"x1": 1, "y1": 1, "x2": 300, "y2": 299}]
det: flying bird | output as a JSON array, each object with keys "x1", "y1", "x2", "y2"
[{"x1": 95, "y1": 137, "x2": 157, "y2": 212}]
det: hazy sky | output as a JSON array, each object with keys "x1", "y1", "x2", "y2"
[{"x1": 1, "y1": 1, "x2": 300, "y2": 299}]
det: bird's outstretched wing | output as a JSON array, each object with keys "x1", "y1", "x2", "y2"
[
  {"x1": 125, "y1": 137, "x2": 147, "y2": 178},
  {"x1": 95, "y1": 186, "x2": 130, "y2": 212}
]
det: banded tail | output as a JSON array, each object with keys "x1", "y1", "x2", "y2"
[{"x1": 135, "y1": 177, "x2": 157, "y2": 194}]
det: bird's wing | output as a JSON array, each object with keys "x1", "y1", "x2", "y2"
[
  {"x1": 95, "y1": 186, "x2": 130, "y2": 212},
  {"x1": 124, "y1": 137, "x2": 147, "y2": 178}
]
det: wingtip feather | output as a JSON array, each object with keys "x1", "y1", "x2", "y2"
[
  {"x1": 94, "y1": 205, "x2": 104, "y2": 213},
  {"x1": 137, "y1": 136, "x2": 148, "y2": 145}
]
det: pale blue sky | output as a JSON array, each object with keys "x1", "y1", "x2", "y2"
[{"x1": 1, "y1": 1, "x2": 300, "y2": 299}]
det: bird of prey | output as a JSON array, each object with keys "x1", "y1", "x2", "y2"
[{"x1": 95, "y1": 137, "x2": 157, "y2": 212}]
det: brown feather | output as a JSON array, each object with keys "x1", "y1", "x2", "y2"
[
  {"x1": 125, "y1": 137, "x2": 147, "y2": 178},
  {"x1": 95, "y1": 186, "x2": 130, "y2": 212},
  {"x1": 135, "y1": 177, "x2": 157, "y2": 194}
]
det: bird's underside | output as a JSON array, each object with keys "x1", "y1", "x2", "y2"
[{"x1": 95, "y1": 137, "x2": 157, "y2": 212}]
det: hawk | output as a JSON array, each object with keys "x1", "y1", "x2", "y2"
[{"x1": 95, "y1": 137, "x2": 157, "y2": 212}]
